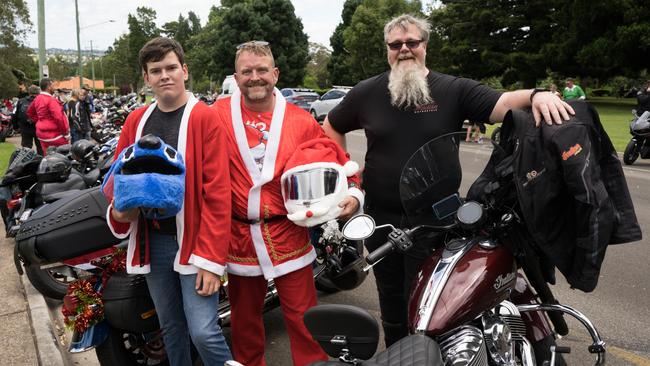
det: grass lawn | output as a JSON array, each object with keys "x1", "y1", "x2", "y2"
[
  {"x1": 485, "y1": 97, "x2": 637, "y2": 153},
  {"x1": 0, "y1": 142, "x2": 17, "y2": 176}
]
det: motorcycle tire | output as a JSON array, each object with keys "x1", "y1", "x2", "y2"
[
  {"x1": 96, "y1": 327, "x2": 198, "y2": 366},
  {"x1": 0, "y1": 128, "x2": 8, "y2": 143},
  {"x1": 24, "y1": 263, "x2": 72, "y2": 300},
  {"x1": 532, "y1": 334, "x2": 566, "y2": 366},
  {"x1": 623, "y1": 140, "x2": 639, "y2": 165}
]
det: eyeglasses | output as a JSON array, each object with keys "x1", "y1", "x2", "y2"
[
  {"x1": 236, "y1": 40, "x2": 270, "y2": 49},
  {"x1": 386, "y1": 39, "x2": 423, "y2": 51}
]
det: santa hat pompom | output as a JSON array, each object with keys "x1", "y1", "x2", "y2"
[{"x1": 343, "y1": 160, "x2": 359, "y2": 177}]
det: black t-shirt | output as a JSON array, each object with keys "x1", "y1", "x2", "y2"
[
  {"x1": 328, "y1": 70, "x2": 501, "y2": 211},
  {"x1": 142, "y1": 104, "x2": 186, "y2": 150},
  {"x1": 141, "y1": 104, "x2": 186, "y2": 234}
]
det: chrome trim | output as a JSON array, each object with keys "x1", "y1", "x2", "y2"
[
  {"x1": 415, "y1": 238, "x2": 475, "y2": 333},
  {"x1": 439, "y1": 325, "x2": 488, "y2": 366},
  {"x1": 518, "y1": 337, "x2": 536, "y2": 366},
  {"x1": 517, "y1": 303, "x2": 606, "y2": 365}
]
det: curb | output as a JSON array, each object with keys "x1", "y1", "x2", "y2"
[{"x1": 20, "y1": 273, "x2": 65, "y2": 366}]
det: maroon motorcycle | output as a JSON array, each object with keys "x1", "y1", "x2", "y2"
[{"x1": 305, "y1": 132, "x2": 606, "y2": 366}]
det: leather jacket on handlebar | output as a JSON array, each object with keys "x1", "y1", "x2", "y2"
[{"x1": 497, "y1": 100, "x2": 641, "y2": 292}]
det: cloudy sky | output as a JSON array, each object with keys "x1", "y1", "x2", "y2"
[{"x1": 23, "y1": 0, "x2": 346, "y2": 51}]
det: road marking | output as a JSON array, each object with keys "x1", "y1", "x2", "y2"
[{"x1": 608, "y1": 346, "x2": 650, "y2": 366}]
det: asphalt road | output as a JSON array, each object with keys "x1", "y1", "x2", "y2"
[{"x1": 258, "y1": 130, "x2": 650, "y2": 365}]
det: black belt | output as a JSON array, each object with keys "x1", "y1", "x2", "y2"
[{"x1": 232, "y1": 215, "x2": 286, "y2": 225}]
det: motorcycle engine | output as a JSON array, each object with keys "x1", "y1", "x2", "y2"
[{"x1": 438, "y1": 301, "x2": 530, "y2": 366}]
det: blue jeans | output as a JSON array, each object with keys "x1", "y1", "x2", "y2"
[{"x1": 144, "y1": 233, "x2": 232, "y2": 366}]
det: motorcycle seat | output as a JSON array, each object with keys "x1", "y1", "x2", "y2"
[
  {"x1": 309, "y1": 335, "x2": 443, "y2": 366},
  {"x1": 365, "y1": 335, "x2": 443, "y2": 366}
]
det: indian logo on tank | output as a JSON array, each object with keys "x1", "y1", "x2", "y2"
[{"x1": 493, "y1": 272, "x2": 516, "y2": 290}]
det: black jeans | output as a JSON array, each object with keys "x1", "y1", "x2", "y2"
[
  {"x1": 364, "y1": 202, "x2": 438, "y2": 347},
  {"x1": 21, "y1": 131, "x2": 43, "y2": 156}
]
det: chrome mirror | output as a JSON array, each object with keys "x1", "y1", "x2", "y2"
[{"x1": 342, "y1": 214, "x2": 376, "y2": 240}]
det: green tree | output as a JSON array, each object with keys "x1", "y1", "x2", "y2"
[
  {"x1": 192, "y1": 0, "x2": 310, "y2": 88},
  {"x1": 102, "y1": 35, "x2": 134, "y2": 90},
  {"x1": 48, "y1": 55, "x2": 77, "y2": 80},
  {"x1": 428, "y1": 0, "x2": 558, "y2": 88},
  {"x1": 126, "y1": 7, "x2": 161, "y2": 89},
  {"x1": 343, "y1": 0, "x2": 423, "y2": 81},
  {"x1": 545, "y1": 0, "x2": 650, "y2": 81},
  {"x1": 305, "y1": 42, "x2": 331, "y2": 88},
  {"x1": 0, "y1": 0, "x2": 37, "y2": 95},
  {"x1": 328, "y1": 0, "x2": 363, "y2": 85}
]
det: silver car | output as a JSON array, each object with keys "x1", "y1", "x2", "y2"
[{"x1": 309, "y1": 87, "x2": 351, "y2": 123}]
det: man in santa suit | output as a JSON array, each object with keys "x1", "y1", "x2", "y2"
[
  {"x1": 106, "y1": 37, "x2": 232, "y2": 365},
  {"x1": 213, "y1": 41, "x2": 364, "y2": 366},
  {"x1": 26, "y1": 78, "x2": 70, "y2": 154}
]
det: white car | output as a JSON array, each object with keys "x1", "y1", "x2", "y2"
[{"x1": 309, "y1": 87, "x2": 351, "y2": 123}]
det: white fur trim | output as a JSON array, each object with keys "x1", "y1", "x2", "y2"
[
  {"x1": 231, "y1": 88, "x2": 291, "y2": 278},
  {"x1": 343, "y1": 161, "x2": 359, "y2": 176},
  {"x1": 188, "y1": 254, "x2": 226, "y2": 276},
  {"x1": 348, "y1": 187, "x2": 365, "y2": 216},
  {"x1": 226, "y1": 262, "x2": 264, "y2": 277},
  {"x1": 126, "y1": 263, "x2": 151, "y2": 274},
  {"x1": 106, "y1": 203, "x2": 132, "y2": 239}
]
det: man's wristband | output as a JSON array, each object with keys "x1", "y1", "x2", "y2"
[{"x1": 530, "y1": 88, "x2": 549, "y2": 102}]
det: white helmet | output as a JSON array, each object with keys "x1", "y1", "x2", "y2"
[{"x1": 281, "y1": 138, "x2": 359, "y2": 227}]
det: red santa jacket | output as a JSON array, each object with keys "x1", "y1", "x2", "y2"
[
  {"x1": 107, "y1": 94, "x2": 231, "y2": 275},
  {"x1": 26, "y1": 93, "x2": 69, "y2": 141},
  {"x1": 213, "y1": 89, "x2": 363, "y2": 279}
]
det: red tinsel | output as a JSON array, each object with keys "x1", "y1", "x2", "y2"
[{"x1": 61, "y1": 247, "x2": 127, "y2": 333}]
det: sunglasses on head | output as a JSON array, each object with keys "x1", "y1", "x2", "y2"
[
  {"x1": 236, "y1": 40, "x2": 270, "y2": 49},
  {"x1": 387, "y1": 39, "x2": 423, "y2": 51}
]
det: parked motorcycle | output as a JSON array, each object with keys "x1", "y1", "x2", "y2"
[
  {"x1": 623, "y1": 110, "x2": 650, "y2": 165},
  {"x1": 304, "y1": 132, "x2": 606, "y2": 366},
  {"x1": 14, "y1": 179, "x2": 365, "y2": 365},
  {"x1": 6, "y1": 140, "x2": 117, "y2": 299}
]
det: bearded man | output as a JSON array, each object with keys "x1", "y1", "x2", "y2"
[{"x1": 323, "y1": 14, "x2": 574, "y2": 346}]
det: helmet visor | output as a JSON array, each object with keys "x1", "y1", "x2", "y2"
[{"x1": 283, "y1": 167, "x2": 340, "y2": 202}]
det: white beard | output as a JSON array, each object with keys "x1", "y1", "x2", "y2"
[{"x1": 388, "y1": 60, "x2": 432, "y2": 109}]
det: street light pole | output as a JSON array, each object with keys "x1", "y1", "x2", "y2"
[
  {"x1": 37, "y1": 0, "x2": 46, "y2": 78},
  {"x1": 75, "y1": 0, "x2": 82, "y2": 88},
  {"x1": 90, "y1": 40, "x2": 96, "y2": 91}
]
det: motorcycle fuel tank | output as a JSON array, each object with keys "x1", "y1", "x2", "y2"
[{"x1": 408, "y1": 238, "x2": 516, "y2": 335}]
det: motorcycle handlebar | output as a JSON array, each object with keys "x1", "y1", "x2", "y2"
[{"x1": 366, "y1": 241, "x2": 395, "y2": 265}]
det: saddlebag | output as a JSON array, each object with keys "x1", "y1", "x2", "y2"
[
  {"x1": 102, "y1": 272, "x2": 159, "y2": 333},
  {"x1": 15, "y1": 186, "x2": 120, "y2": 264},
  {"x1": 304, "y1": 304, "x2": 379, "y2": 360}
]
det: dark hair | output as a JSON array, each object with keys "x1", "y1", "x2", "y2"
[
  {"x1": 39, "y1": 78, "x2": 52, "y2": 91},
  {"x1": 138, "y1": 37, "x2": 185, "y2": 73}
]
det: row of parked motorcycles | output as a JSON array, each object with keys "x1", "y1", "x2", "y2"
[{"x1": 2, "y1": 123, "x2": 609, "y2": 363}]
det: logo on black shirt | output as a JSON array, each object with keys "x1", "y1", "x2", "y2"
[{"x1": 413, "y1": 101, "x2": 438, "y2": 114}]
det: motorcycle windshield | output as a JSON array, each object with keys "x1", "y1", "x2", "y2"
[{"x1": 398, "y1": 131, "x2": 499, "y2": 224}]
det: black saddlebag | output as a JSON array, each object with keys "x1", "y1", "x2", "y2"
[
  {"x1": 15, "y1": 186, "x2": 120, "y2": 264},
  {"x1": 103, "y1": 272, "x2": 159, "y2": 333},
  {"x1": 304, "y1": 304, "x2": 379, "y2": 360}
]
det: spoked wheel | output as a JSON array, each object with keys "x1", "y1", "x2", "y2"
[
  {"x1": 25, "y1": 263, "x2": 77, "y2": 299},
  {"x1": 96, "y1": 328, "x2": 170, "y2": 366},
  {"x1": 623, "y1": 139, "x2": 639, "y2": 165}
]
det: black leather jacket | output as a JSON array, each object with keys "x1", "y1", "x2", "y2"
[{"x1": 494, "y1": 101, "x2": 641, "y2": 292}]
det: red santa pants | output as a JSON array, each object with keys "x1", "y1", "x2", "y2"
[
  {"x1": 39, "y1": 135, "x2": 68, "y2": 156},
  {"x1": 228, "y1": 265, "x2": 328, "y2": 366}
]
